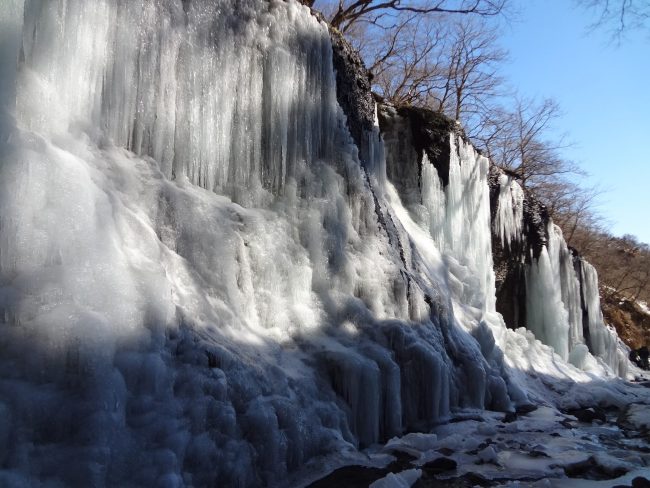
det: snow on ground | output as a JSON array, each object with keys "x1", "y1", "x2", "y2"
[{"x1": 304, "y1": 398, "x2": 650, "y2": 487}]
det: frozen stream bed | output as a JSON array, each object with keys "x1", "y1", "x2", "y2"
[
  {"x1": 0, "y1": 0, "x2": 648, "y2": 485},
  {"x1": 302, "y1": 379, "x2": 650, "y2": 488}
]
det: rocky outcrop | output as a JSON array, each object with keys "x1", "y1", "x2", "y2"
[
  {"x1": 327, "y1": 28, "x2": 375, "y2": 155},
  {"x1": 602, "y1": 293, "x2": 650, "y2": 350},
  {"x1": 377, "y1": 103, "x2": 459, "y2": 188},
  {"x1": 630, "y1": 347, "x2": 649, "y2": 370},
  {"x1": 487, "y1": 165, "x2": 552, "y2": 331}
]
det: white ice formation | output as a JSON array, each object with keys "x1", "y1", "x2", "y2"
[
  {"x1": 494, "y1": 172, "x2": 524, "y2": 248},
  {"x1": 0, "y1": 0, "x2": 636, "y2": 486},
  {"x1": 492, "y1": 174, "x2": 628, "y2": 375}
]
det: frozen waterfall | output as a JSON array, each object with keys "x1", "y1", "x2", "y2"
[
  {"x1": 13, "y1": 0, "x2": 344, "y2": 204},
  {"x1": 491, "y1": 171, "x2": 628, "y2": 373},
  {"x1": 0, "y1": 0, "x2": 635, "y2": 486},
  {"x1": 494, "y1": 172, "x2": 524, "y2": 248}
]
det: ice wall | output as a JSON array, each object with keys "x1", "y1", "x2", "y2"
[
  {"x1": 579, "y1": 260, "x2": 629, "y2": 376},
  {"x1": 379, "y1": 106, "x2": 495, "y2": 313},
  {"x1": 0, "y1": 0, "x2": 23, "y2": 128},
  {"x1": 0, "y1": 0, "x2": 634, "y2": 485},
  {"x1": 380, "y1": 108, "x2": 630, "y2": 377},
  {"x1": 490, "y1": 167, "x2": 628, "y2": 373},
  {"x1": 14, "y1": 0, "x2": 343, "y2": 205},
  {"x1": 525, "y1": 224, "x2": 575, "y2": 361},
  {"x1": 0, "y1": 1, "x2": 524, "y2": 486}
]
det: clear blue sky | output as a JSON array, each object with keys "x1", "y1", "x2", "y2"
[{"x1": 496, "y1": 0, "x2": 650, "y2": 244}]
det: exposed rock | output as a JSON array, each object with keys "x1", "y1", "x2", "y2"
[
  {"x1": 328, "y1": 27, "x2": 375, "y2": 158},
  {"x1": 630, "y1": 346, "x2": 650, "y2": 370},
  {"x1": 477, "y1": 446, "x2": 499, "y2": 464},
  {"x1": 618, "y1": 403, "x2": 650, "y2": 433},
  {"x1": 633, "y1": 476, "x2": 650, "y2": 488},
  {"x1": 560, "y1": 418, "x2": 575, "y2": 429},
  {"x1": 488, "y1": 165, "x2": 549, "y2": 330},
  {"x1": 306, "y1": 466, "x2": 388, "y2": 488},
  {"x1": 437, "y1": 447, "x2": 455, "y2": 456},
  {"x1": 413, "y1": 471, "x2": 494, "y2": 487},
  {"x1": 564, "y1": 456, "x2": 628, "y2": 480},
  {"x1": 567, "y1": 407, "x2": 607, "y2": 424},
  {"x1": 502, "y1": 412, "x2": 517, "y2": 423},
  {"x1": 601, "y1": 292, "x2": 650, "y2": 351},
  {"x1": 528, "y1": 449, "x2": 549, "y2": 458},
  {"x1": 378, "y1": 103, "x2": 459, "y2": 188},
  {"x1": 516, "y1": 404, "x2": 538, "y2": 415},
  {"x1": 421, "y1": 457, "x2": 458, "y2": 475}
]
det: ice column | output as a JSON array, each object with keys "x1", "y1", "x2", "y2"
[
  {"x1": 525, "y1": 224, "x2": 585, "y2": 361},
  {"x1": 581, "y1": 261, "x2": 628, "y2": 375},
  {"x1": 525, "y1": 245, "x2": 571, "y2": 360},
  {"x1": 547, "y1": 225, "x2": 584, "y2": 351},
  {"x1": 443, "y1": 136, "x2": 495, "y2": 312},
  {"x1": 0, "y1": 0, "x2": 24, "y2": 119},
  {"x1": 494, "y1": 173, "x2": 524, "y2": 248}
]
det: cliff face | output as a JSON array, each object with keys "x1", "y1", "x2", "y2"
[
  {"x1": 328, "y1": 27, "x2": 375, "y2": 153},
  {"x1": 0, "y1": 1, "x2": 638, "y2": 486},
  {"x1": 488, "y1": 165, "x2": 547, "y2": 331},
  {"x1": 377, "y1": 103, "x2": 627, "y2": 375}
]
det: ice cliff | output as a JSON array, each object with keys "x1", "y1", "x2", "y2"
[
  {"x1": 378, "y1": 104, "x2": 627, "y2": 377},
  {"x1": 0, "y1": 0, "x2": 635, "y2": 486}
]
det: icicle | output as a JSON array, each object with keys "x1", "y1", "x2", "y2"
[
  {"x1": 420, "y1": 154, "x2": 446, "y2": 250},
  {"x1": 16, "y1": 0, "x2": 340, "y2": 204},
  {"x1": 443, "y1": 136, "x2": 495, "y2": 312},
  {"x1": 526, "y1": 244, "x2": 571, "y2": 360},
  {"x1": 548, "y1": 225, "x2": 584, "y2": 351},
  {"x1": 494, "y1": 173, "x2": 524, "y2": 248},
  {"x1": 580, "y1": 260, "x2": 624, "y2": 372}
]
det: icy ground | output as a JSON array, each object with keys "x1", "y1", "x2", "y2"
[{"x1": 302, "y1": 379, "x2": 650, "y2": 488}]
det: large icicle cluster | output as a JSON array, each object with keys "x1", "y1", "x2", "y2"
[
  {"x1": 0, "y1": 1, "x2": 520, "y2": 485},
  {"x1": 494, "y1": 173, "x2": 524, "y2": 247},
  {"x1": 379, "y1": 103, "x2": 629, "y2": 381},
  {"x1": 0, "y1": 0, "x2": 635, "y2": 486},
  {"x1": 14, "y1": 0, "x2": 342, "y2": 204},
  {"x1": 379, "y1": 105, "x2": 495, "y2": 313},
  {"x1": 489, "y1": 167, "x2": 628, "y2": 375}
]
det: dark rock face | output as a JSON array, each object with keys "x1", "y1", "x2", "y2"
[
  {"x1": 377, "y1": 104, "x2": 422, "y2": 204},
  {"x1": 306, "y1": 465, "x2": 387, "y2": 488},
  {"x1": 487, "y1": 165, "x2": 550, "y2": 330},
  {"x1": 392, "y1": 106, "x2": 458, "y2": 187},
  {"x1": 633, "y1": 476, "x2": 650, "y2": 488},
  {"x1": 630, "y1": 346, "x2": 650, "y2": 370},
  {"x1": 378, "y1": 103, "x2": 458, "y2": 189},
  {"x1": 567, "y1": 407, "x2": 607, "y2": 424},
  {"x1": 490, "y1": 239, "x2": 527, "y2": 331},
  {"x1": 487, "y1": 165, "x2": 549, "y2": 262},
  {"x1": 328, "y1": 27, "x2": 375, "y2": 159},
  {"x1": 421, "y1": 456, "x2": 458, "y2": 475},
  {"x1": 564, "y1": 456, "x2": 628, "y2": 480}
]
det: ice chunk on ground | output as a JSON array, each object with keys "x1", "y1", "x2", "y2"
[{"x1": 369, "y1": 469, "x2": 422, "y2": 488}]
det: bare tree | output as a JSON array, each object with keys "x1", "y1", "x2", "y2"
[
  {"x1": 545, "y1": 179, "x2": 605, "y2": 249},
  {"x1": 578, "y1": 0, "x2": 650, "y2": 36},
  {"x1": 317, "y1": 0, "x2": 508, "y2": 33},
  {"x1": 476, "y1": 97, "x2": 579, "y2": 188},
  {"x1": 349, "y1": 14, "x2": 505, "y2": 135},
  {"x1": 473, "y1": 96, "x2": 610, "y2": 255},
  {"x1": 437, "y1": 18, "x2": 506, "y2": 136},
  {"x1": 354, "y1": 15, "x2": 448, "y2": 105}
]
